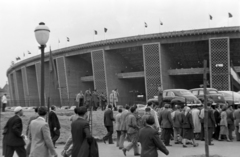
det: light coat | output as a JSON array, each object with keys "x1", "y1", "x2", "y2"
[
  {"x1": 29, "y1": 117, "x2": 57, "y2": 157},
  {"x1": 115, "y1": 113, "x2": 122, "y2": 131}
]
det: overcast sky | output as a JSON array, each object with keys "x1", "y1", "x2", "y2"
[{"x1": 0, "y1": 0, "x2": 239, "y2": 88}]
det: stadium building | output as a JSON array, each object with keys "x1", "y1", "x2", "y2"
[{"x1": 6, "y1": 26, "x2": 240, "y2": 106}]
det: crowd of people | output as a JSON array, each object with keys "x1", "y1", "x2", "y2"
[
  {"x1": 100, "y1": 100, "x2": 240, "y2": 156},
  {"x1": 2, "y1": 91, "x2": 240, "y2": 157},
  {"x1": 75, "y1": 88, "x2": 119, "y2": 111},
  {"x1": 2, "y1": 105, "x2": 61, "y2": 157}
]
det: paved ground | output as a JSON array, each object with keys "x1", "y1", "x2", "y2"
[{"x1": 1, "y1": 140, "x2": 239, "y2": 157}]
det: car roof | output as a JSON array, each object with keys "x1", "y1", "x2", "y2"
[
  {"x1": 164, "y1": 89, "x2": 189, "y2": 92},
  {"x1": 190, "y1": 88, "x2": 217, "y2": 91}
]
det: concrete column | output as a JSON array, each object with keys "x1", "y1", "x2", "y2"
[
  {"x1": 35, "y1": 62, "x2": 41, "y2": 100},
  {"x1": 21, "y1": 67, "x2": 29, "y2": 105},
  {"x1": 15, "y1": 70, "x2": 25, "y2": 106},
  {"x1": 209, "y1": 37, "x2": 230, "y2": 90},
  {"x1": 8, "y1": 74, "x2": 14, "y2": 106},
  {"x1": 26, "y1": 65, "x2": 39, "y2": 106},
  {"x1": 65, "y1": 56, "x2": 94, "y2": 98},
  {"x1": 56, "y1": 57, "x2": 68, "y2": 105},
  {"x1": 143, "y1": 43, "x2": 162, "y2": 100},
  {"x1": 91, "y1": 50, "x2": 108, "y2": 96}
]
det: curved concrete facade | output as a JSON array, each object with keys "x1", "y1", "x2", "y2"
[{"x1": 7, "y1": 26, "x2": 240, "y2": 106}]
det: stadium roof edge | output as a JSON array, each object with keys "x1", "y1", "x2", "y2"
[{"x1": 6, "y1": 26, "x2": 240, "y2": 75}]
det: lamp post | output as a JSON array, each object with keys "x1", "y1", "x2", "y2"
[{"x1": 34, "y1": 22, "x2": 50, "y2": 106}]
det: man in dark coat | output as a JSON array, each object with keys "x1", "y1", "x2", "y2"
[
  {"x1": 103, "y1": 105, "x2": 115, "y2": 144},
  {"x1": 3, "y1": 106, "x2": 27, "y2": 157},
  {"x1": 205, "y1": 103, "x2": 216, "y2": 145},
  {"x1": 159, "y1": 104, "x2": 173, "y2": 146},
  {"x1": 226, "y1": 105, "x2": 234, "y2": 140},
  {"x1": 157, "y1": 86, "x2": 163, "y2": 108},
  {"x1": 139, "y1": 115, "x2": 169, "y2": 157},
  {"x1": 48, "y1": 106, "x2": 61, "y2": 147},
  {"x1": 71, "y1": 106, "x2": 93, "y2": 157}
]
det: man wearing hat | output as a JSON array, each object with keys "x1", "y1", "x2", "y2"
[
  {"x1": 139, "y1": 115, "x2": 169, "y2": 157},
  {"x1": 3, "y1": 106, "x2": 27, "y2": 157},
  {"x1": 103, "y1": 104, "x2": 115, "y2": 144}
]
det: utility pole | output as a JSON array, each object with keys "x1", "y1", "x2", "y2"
[{"x1": 203, "y1": 60, "x2": 209, "y2": 157}]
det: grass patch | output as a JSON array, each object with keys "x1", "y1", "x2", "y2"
[{"x1": 0, "y1": 110, "x2": 116, "y2": 147}]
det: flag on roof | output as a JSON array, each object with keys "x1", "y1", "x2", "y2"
[
  {"x1": 28, "y1": 51, "x2": 31, "y2": 54},
  {"x1": 94, "y1": 30, "x2": 97, "y2": 35},
  {"x1": 228, "y1": 12, "x2": 233, "y2": 18},
  {"x1": 160, "y1": 21, "x2": 163, "y2": 25},
  {"x1": 144, "y1": 22, "x2": 148, "y2": 28},
  {"x1": 67, "y1": 37, "x2": 70, "y2": 42},
  {"x1": 209, "y1": 15, "x2": 213, "y2": 20},
  {"x1": 104, "y1": 28, "x2": 107, "y2": 33}
]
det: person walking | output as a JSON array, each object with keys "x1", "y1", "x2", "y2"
[
  {"x1": 92, "y1": 89, "x2": 99, "y2": 111},
  {"x1": 213, "y1": 104, "x2": 221, "y2": 140},
  {"x1": 226, "y1": 105, "x2": 234, "y2": 141},
  {"x1": 1, "y1": 93, "x2": 7, "y2": 112},
  {"x1": 119, "y1": 105, "x2": 130, "y2": 149},
  {"x1": 191, "y1": 105, "x2": 201, "y2": 140},
  {"x1": 159, "y1": 104, "x2": 173, "y2": 146},
  {"x1": 76, "y1": 91, "x2": 84, "y2": 107},
  {"x1": 28, "y1": 106, "x2": 57, "y2": 157},
  {"x1": 181, "y1": 107, "x2": 198, "y2": 148},
  {"x1": 141, "y1": 107, "x2": 151, "y2": 128},
  {"x1": 3, "y1": 106, "x2": 27, "y2": 157},
  {"x1": 157, "y1": 86, "x2": 163, "y2": 108},
  {"x1": 113, "y1": 89, "x2": 119, "y2": 111},
  {"x1": 172, "y1": 105, "x2": 183, "y2": 144},
  {"x1": 233, "y1": 104, "x2": 240, "y2": 141},
  {"x1": 205, "y1": 103, "x2": 216, "y2": 145},
  {"x1": 147, "y1": 102, "x2": 160, "y2": 130},
  {"x1": 199, "y1": 105, "x2": 205, "y2": 141},
  {"x1": 103, "y1": 105, "x2": 115, "y2": 144},
  {"x1": 139, "y1": 115, "x2": 169, "y2": 157},
  {"x1": 99, "y1": 92, "x2": 107, "y2": 111},
  {"x1": 219, "y1": 106, "x2": 230, "y2": 141},
  {"x1": 48, "y1": 106, "x2": 61, "y2": 148},
  {"x1": 26, "y1": 107, "x2": 39, "y2": 156},
  {"x1": 71, "y1": 106, "x2": 93, "y2": 157},
  {"x1": 122, "y1": 107, "x2": 140, "y2": 156},
  {"x1": 84, "y1": 89, "x2": 92, "y2": 108},
  {"x1": 115, "y1": 108, "x2": 122, "y2": 147}
]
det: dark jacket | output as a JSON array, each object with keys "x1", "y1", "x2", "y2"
[
  {"x1": 78, "y1": 138, "x2": 99, "y2": 157},
  {"x1": 48, "y1": 111, "x2": 61, "y2": 131},
  {"x1": 71, "y1": 118, "x2": 91, "y2": 157},
  {"x1": 173, "y1": 110, "x2": 183, "y2": 128},
  {"x1": 104, "y1": 109, "x2": 115, "y2": 126},
  {"x1": 182, "y1": 112, "x2": 194, "y2": 129},
  {"x1": 226, "y1": 108, "x2": 234, "y2": 125},
  {"x1": 159, "y1": 109, "x2": 173, "y2": 128},
  {"x1": 139, "y1": 126, "x2": 169, "y2": 157},
  {"x1": 3, "y1": 115, "x2": 25, "y2": 146},
  {"x1": 204, "y1": 108, "x2": 216, "y2": 128}
]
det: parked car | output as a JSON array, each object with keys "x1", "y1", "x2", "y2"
[
  {"x1": 147, "y1": 89, "x2": 201, "y2": 108},
  {"x1": 218, "y1": 91, "x2": 240, "y2": 105},
  {"x1": 189, "y1": 88, "x2": 226, "y2": 105}
]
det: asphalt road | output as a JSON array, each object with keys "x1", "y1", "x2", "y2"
[{"x1": 1, "y1": 140, "x2": 239, "y2": 157}]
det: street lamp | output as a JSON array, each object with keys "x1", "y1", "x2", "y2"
[{"x1": 34, "y1": 22, "x2": 50, "y2": 106}]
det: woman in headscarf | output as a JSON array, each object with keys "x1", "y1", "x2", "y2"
[
  {"x1": 218, "y1": 105, "x2": 230, "y2": 141},
  {"x1": 181, "y1": 107, "x2": 198, "y2": 148}
]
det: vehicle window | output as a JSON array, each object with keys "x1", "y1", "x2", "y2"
[
  {"x1": 191, "y1": 90, "x2": 198, "y2": 96},
  {"x1": 168, "y1": 92, "x2": 175, "y2": 97},
  {"x1": 167, "y1": 91, "x2": 175, "y2": 97},
  {"x1": 179, "y1": 90, "x2": 193, "y2": 96},
  {"x1": 199, "y1": 90, "x2": 204, "y2": 95},
  {"x1": 163, "y1": 91, "x2": 167, "y2": 97},
  {"x1": 208, "y1": 90, "x2": 218, "y2": 94}
]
